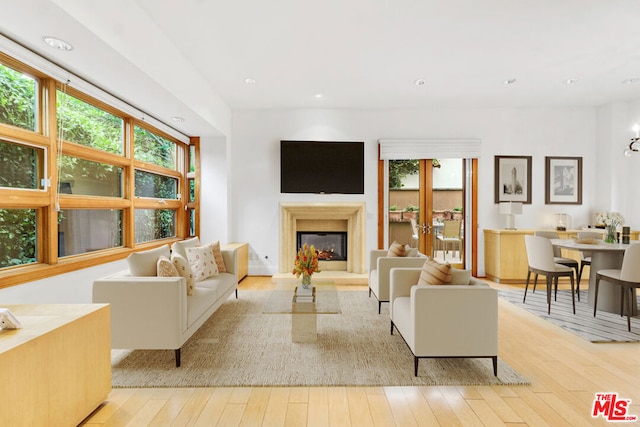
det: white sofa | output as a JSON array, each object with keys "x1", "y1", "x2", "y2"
[
  {"x1": 369, "y1": 249, "x2": 427, "y2": 313},
  {"x1": 92, "y1": 239, "x2": 238, "y2": 367},
  {"x1": 389, "y1": 267, "x2": 498, "y2": 376}
]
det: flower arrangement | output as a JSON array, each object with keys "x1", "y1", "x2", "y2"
[
  {"x1": 292, "y1": 243, "x2": 320, "y2": 283},
  {"x1": 596, "y1": 212, "x2": 625, "y2": 228}
]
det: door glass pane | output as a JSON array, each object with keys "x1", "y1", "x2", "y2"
[
  {"x1": 59, "y1": 155, "x2": 123, "y2": 196},
  {"x1": 388, "y1": 160, "x2": 420, "y2": 248},
  {"x1": 432, "y1": 159, "x2": 464, "y2": 263},
  {"x1": 0, "y1": 208, "x2": 37, "y2": 268},
  {"x1": 57, "y1": 209, "x2": 123, "y2": 256}
]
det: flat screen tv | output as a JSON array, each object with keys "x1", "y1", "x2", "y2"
[{"x1": 280, "y1": 140, "x2": 364, "y2": 194}]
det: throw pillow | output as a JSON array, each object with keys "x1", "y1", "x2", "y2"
[
  {"x1": 157, "y1": 255, "x2": 180, "y2": 277},
  {"x1": 171, "y1": 253, "x2": 195, "y2": 296},
  {"x1": 387, "y1": 241, "x2": 407, "y2": 257},
  {"x1": 171, "y1": 236, "x2": 201, "y2": 259},
  {"x1": 450, "y1": 268, "x2": 472, "y2": 285},
  {"x1": 186, "y1": 244, "x2": 219, "y2": 282},
  {"x1": 418, "y1": 258, "x2": 452, "y2": 285},
  {"x1": 127, "y1": 244, "x2": 171, "y2": 276},
  {"x1": 211, "y1": 241, "x2": 227, "y2": 273}
]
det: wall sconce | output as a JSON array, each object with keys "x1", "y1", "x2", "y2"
[
  {"x1": 499, "y1": 202, "x2": 523, "y2": 230},
  {"x1": 624, "y1": 123, "x2": 640, "y2": 157}
]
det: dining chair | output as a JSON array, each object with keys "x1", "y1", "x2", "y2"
[
  {"x1": 524, "y1": 235, "x2": 576, "y2": 315},
  {"x1": 576, "y1": 231, "x2": 602, "y2": 288},
  {"x1": 410, "y1": 218, "x2": 419, "y2": 248},
  {"x1": 593, "y1": 243, "x2": 640, "y2": 331},
  {"x1": 436, "y1": 219, "x2": 462, "y2": 260},
  {"x1": 533, "y1": 231, "x2": 581, "y2": 300}
]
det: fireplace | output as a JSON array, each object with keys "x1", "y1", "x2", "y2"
[
  {"x1": 279, "y1": 202, "x2": 366, "y2": 274},
  {"x1": 297, "y1": 231, "x2": 347, "y2": 261}
]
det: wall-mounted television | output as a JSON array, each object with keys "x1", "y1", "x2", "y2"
[{"x1": 280, "y1": 140, "x2": 364, "y2": 194}]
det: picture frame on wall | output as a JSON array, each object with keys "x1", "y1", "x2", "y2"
[
  {"x1": 494, "y1": 155, "x2": 532, "y2": 204},
  {"x1": 545, "y1": 156, "x2": 582, "y2": 204}
]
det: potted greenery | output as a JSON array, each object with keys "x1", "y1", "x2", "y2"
[
  {"x1": 404, "y1": 204, "x2": 419, "y2": 220},
  {"x1": 452, "y1": 206, "x2": 463, "y2": 220},
  {"x1": 389, "y1": 204, "x2": 403, "y2": 222}
]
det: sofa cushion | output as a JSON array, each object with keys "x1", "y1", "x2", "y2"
[
  {"x1": 450, "y1": 269, "x2": 472, "y2": 285},
  {"x1": 171, "y1": 236, "x2": 201, "y2": 259},
  {"x1": 171, "y1": 253, "x2": 195, "y2": 295},
  {"x1": 127, "y1": 244, "x2": 170, "y2": 277},
  {"x1": 186, "y1": 243, "x2": 219, "y2": 282},
  {"x1": 418, "y1": 258, "x2": 452, "y2": 285},
  {"x1": 157, "y1": 256, "x2": 180, "y2": 277},
  {"x1": 211, "y1": 241, "x2": 227, "y2": 273},
  {"x1": 387, "y1": 241, "x2": 407, "y2": 257}
]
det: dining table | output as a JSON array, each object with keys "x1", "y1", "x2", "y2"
[{"x1": 551, "y1": 239, "x2": 638, "y2": 315}]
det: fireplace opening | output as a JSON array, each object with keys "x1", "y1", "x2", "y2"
[{"x1": 297, "y1": 231, "x2": 347, "y2": 261}]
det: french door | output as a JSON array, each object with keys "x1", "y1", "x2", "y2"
[{"x1": 379, "y1": 158, "x2": 478, "y2": 273}]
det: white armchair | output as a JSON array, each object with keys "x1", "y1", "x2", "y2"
[
  {"x1": 368, "y1": 249, "x2": 426, "y2": 313},
  {"x1": 389, "y1": 267, "x2": 498, "y2": 376}
]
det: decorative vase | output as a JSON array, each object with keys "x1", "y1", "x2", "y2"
[
  {"x1": 301, "y1": 273, "x2": 312, "y2": 289},
  {"x1": 605, "y1": 225, "x2": 617, "y2": 243}
]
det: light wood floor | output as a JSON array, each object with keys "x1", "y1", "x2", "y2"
[{"x1": 82, "y1": 276, "x2": 640, "y2": 426}]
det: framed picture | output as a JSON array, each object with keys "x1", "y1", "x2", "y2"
[
  {"x1": 494, "y1": 155, "x2": 532, "y2": 204},
  {"x1": 545, "y1": 156, "x2": 582, "y2": 204}
]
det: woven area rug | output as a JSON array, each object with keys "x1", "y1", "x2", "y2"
[
  {"x1": 498, "y1": 289, "x2": 640, "y2": 343},
  {"x1": 111, "y1": 290, "x2": 529, "y2": 388}
]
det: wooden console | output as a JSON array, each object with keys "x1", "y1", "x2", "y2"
[{"x1": 0, "y1": 304, "x2": 111, "y2": 426}]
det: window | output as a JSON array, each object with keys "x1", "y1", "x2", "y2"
[
  {"x1": 0, "y1": 139, "x2": 44, "y2": 190},
  {"x1": 134, "y1": 170, "x2": 177, "y2": 199},
  {"x1": 58, "y1": 209, "x2": 123, "y2": 256},
  {"x1": 0, "y1": 62, "x2": 37, "y2": 131},
  {"x1": 0, "y1": 208, "x2": 37, "y2": 268},
  {"x1": 0, "y1": 51, "x2": 199, "y2": 288},
  {"x1": 57, "y1": 91, "x2": 123, "y2": 154},
  {"x1": 134, "y1": 125, "x2": 176, "y2": 169},
  {"x1": 134, "y1": 209, "x2": 176, "y2": 243},
  {"x1": 59, "y1": 156, "x2": 123, "y2": 197}
]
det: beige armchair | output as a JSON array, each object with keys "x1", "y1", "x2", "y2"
[
  {"x1": 368, "y1": 249, "x2": 426, "y2": 313},
  {"x1": 389, "y1": 267, "x2": 498, "y2": 376}
]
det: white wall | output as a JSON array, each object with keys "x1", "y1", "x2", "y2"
[{"x1": 230, "y1": 106, "x2": 597, "y2": 276}]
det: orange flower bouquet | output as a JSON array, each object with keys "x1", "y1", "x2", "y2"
[{"x1": 292, "y1": 243, "x2": 320, "y2": 288}]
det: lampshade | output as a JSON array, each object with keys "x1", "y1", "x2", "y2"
[{"x1": 499, "y1": 202, "x2": 523, "y2": 215}]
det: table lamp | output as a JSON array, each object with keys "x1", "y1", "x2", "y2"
[{"x1": 499, "y1": 202, "x2": 523, "y2": 230}]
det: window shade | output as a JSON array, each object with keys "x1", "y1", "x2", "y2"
[{"x1": 378, "y1": 138, "x2": 481, "y2": 160}]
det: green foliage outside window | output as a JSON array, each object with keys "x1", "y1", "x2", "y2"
[
  {"x1": 134, "y1": 209, "x2": 175, "y2": 243},
  {"x1": 0, "y1": 63, "x2": 36, "y2": 131},
  {"x1": 134, "y1": 126, "x2": 176, "y2": 169},
  {"x1": 389, "y1": 160, "x2": 419, "y2": 189},
  {"x1": 0, "y1": 209, "x2": 36, "y2": 268},
  {"x1": 135, "y1": 170, "x2": 177, "y2": 199},
  {"x1": 57, "y1": 91, "x2": 123, "y2": 154},
  {"x1": 0, "y1": 139, "x2": 41, "y2": 189}
]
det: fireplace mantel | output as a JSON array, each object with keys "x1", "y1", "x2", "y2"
[{"x1": 279, "y1": 202, "x2": 366, "y2": 274}]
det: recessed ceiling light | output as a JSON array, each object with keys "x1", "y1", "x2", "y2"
[
  {"x1": 622, "y1": 78, "x2": 640, "y2": 84},
  {"x1": 564, "y1": 79, "x2": 578, "y2": 84},
  {"x1": 314, "y1": 93, "x2": 324, "y2": 99},
  {"x1": 243, "y1": 77, "x2": 256, "y2": 85},
  {"x1": 503, "y1": 79, "x2": 517, "y2": 85},
  {"x1": 414, "y1": 78, "x2": 426, "y2": 86},
  {"x1": 171, "y1": 116, "x2": 185, "y2": 123},
  {"x1": 43, "y1": 36, "x2": 73, "y2": 51}
]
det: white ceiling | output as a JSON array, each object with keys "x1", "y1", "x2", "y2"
[{"x1": 2, "y1": 0, "x2": 640, "y2": 137}]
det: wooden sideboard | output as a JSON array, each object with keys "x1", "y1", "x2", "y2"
[
  {"x1": 483, "y1": 228, "x2": 639, "y2": 283},
  {"x1": 0, "y1": 304, "x2": 111, "y2": 427}
]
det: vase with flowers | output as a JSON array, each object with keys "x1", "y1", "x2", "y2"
[
  {"x1": 596, "y1": 212, "x2": 625, "y2": 243},
  {"x1": 292, "y1": 243, "x2": 320, "y2": 291}
]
